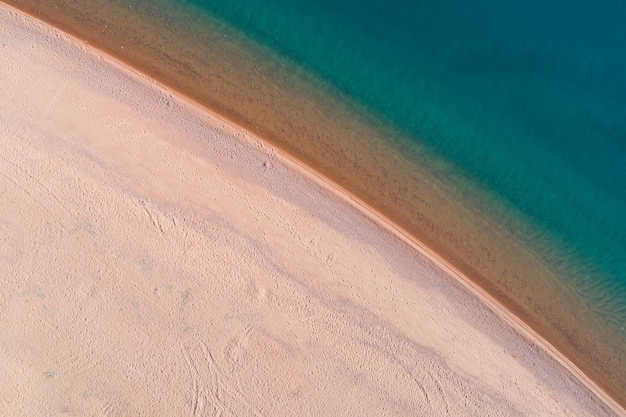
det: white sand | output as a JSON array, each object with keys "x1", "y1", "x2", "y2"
[{"x1": 0, "y1": 5, "x2": 622, "y2": 416}]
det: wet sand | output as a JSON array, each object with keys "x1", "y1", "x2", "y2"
[{"x1": 0, "y1": 4, "x2": 624, "y2": 416}]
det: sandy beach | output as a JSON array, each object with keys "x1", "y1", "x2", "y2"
[{"x1": 0, "y1": 5, "x2": 622, "y2": 416}]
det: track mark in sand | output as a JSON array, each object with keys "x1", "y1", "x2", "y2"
[
  {"x1": 101, "y1": 396, "x2": 128, "y2": 417},
  {"x1": 182, "y1": 340, "x2": 263, "y2": 417},
  {"x1": 0, "y1": 154, "x2": 69, "y2": 213},
  {"x1": 422, "y1": 366, "x2": 452, "y2": 415},
  {"x1": 224, "y1": 324, "x2": 255, "y2": 368},
  {"x1": 400, "y1": 360, "x2": 454, "y2": 415},
  {"x1": 402, "y1": 364, "x2": 431, "y2": 405},
  {"x1": 140, "y1": 200, "x2": 165, "y2": 235},
  {"x1": 182, "y1": 343, "x2": 223, "y2": 417},
  {"x1": 0, "y1": 171, "x2": 53, "y2": 216},
  {"x1": 201, "y1": 341, "x2": 264, "y2": 417}
]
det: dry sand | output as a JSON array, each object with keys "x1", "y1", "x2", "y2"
[{"x1": 0, "y1": 5, "x2": 622, "y2": 416}]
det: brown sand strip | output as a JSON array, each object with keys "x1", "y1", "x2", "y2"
[{"x1": 0, "y1": 2, "x2": 620, "y2": 412}]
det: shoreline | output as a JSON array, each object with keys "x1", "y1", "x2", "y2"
[
  {"x1": 5, "y1": 0, "x2": 626, "y2": 405},
  {"x1": 0, "y1": 3, "x2": 624, "y2": 415}
]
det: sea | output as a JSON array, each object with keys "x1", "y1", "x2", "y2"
[{"x1": 7, "y1": 0, "x2": 626, "y2": 404}]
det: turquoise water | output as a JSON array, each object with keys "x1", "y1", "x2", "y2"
[{"x1": 172, "y1": 1, "x2": 626, "y2": 323}]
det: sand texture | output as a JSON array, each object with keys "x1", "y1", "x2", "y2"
[
  {"x1": 7, "y1": 0, "x2": 626, "y2": 407},
  {"x1": 0, "y1": 5, "x2": 621, "y2": 417}
]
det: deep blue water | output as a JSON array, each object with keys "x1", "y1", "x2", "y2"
[{"x1": 177, "y1": 0, "x2": 626, "y2": 324}]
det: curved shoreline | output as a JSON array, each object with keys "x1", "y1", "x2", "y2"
[
  {"x1": 1, "y1": 2, "x2": 624, "y2": 414},
  {"x1": 5, "y1": 1, "x2": 626, "y2": 404}
]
